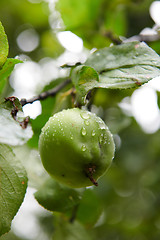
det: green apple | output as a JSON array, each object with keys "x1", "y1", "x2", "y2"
[
  {"x1": 39, "y1": 108, "x2": 115, "y2": 188},
  {"x1": 34, "y1": 178, "x2": 81, "y2": 213}
]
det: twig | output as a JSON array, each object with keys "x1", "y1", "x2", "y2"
[
  {"x1": 103, "y1": 31, "x2": 122, "y2": 45},
  {"x1": 20, "y1": 79, "x2": 71, "y2": 106},
  {"x1": 85, "y1": 165, "x2": 98, "y2": 186}
]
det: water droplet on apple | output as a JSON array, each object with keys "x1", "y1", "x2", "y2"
[
  {"x1": 98, "y1": 121, "x2": 106, "y2": 130},
  {"x1": 81, "y1": 144, "x2": 86, "y2": 152},
  {"x1": 99, "y1": 133, "x2": 104, "y2": 144},
  {"x1": 80, "y1": 112, "x2": 90, "y2": 120},
  {"x1": 84, "y1": 120, "x2": 90, "y2": 126},
  {"x1": 81, "y1": 127, "x2": 86, "y2": 136},
  {"x1": 91, "y1": 130, "x2": 96, "y2": 136}
]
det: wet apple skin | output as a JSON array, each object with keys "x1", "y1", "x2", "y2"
[{"x1": 39, "y1": 108, "x2": 115, "y2": 188}]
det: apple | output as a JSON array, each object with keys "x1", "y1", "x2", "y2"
[{"x1": 39, "y1": 108, "x2": 115, "y2": 188}]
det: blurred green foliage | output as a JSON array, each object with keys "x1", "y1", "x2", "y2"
[{"x1": 1, "y1": 0, "x2": 160, "y2": 239}]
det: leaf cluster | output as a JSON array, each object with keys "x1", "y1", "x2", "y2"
[{"x1": 1, "y1": 0, "x2": 160, "y2": 239}]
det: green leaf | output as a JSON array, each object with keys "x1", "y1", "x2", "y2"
[
  {"x1": 0, "y1": 21, "x2": 8, "y2": 68},
  {"x1": 34, "y1": 178, "x2": 81, "y2": 213},
  {"x1": 76, "y1": 189, "x2": 102, "y2": 227},
  {"x1": 72, "y1": 42, "x2": 160, "y2": 105},
  {"x1": 0, "y1": 59, "x2": 22, "y2": 95},
  {"x1": 85, "y1": 41, "x2": 160, "y2": 71},
  {"x1": 0, "y1": 98, "x2": 33, "y2": 146},
  {"x1": 0, "y1": 58, "x2": 22, "y2": 83},
  {"x1": 98, "y1": 65, "x2": 160, "y2": 88},
  {"x1": 0, "y1": 144, "x2": 28, "y2": 236},
  {"x1": 71, "y1": 65, "x2": 99, "y2": 104}
]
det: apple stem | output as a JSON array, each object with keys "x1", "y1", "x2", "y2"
[{"x1": 86, "y1": 166, "x2": 98, "y2": 186}]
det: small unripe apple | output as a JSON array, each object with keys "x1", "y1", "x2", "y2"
[{"x1": 39, "y1": 108, "x2": 115, "y2": 188}]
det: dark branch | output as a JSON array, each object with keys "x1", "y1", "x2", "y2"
[
  {"x1": 20, "y1": 79, "x2": 71, "y2": 106},
  {"x1": 85, "y1": 165, "x2": 98, "y2": 187},
  {"x1": 103, "y1": 31, "x2": 122, "y2": 45}
]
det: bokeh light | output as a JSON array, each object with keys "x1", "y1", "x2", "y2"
[{"x1": 17, "y1": 28, "x2": 39, "y2": 52}]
